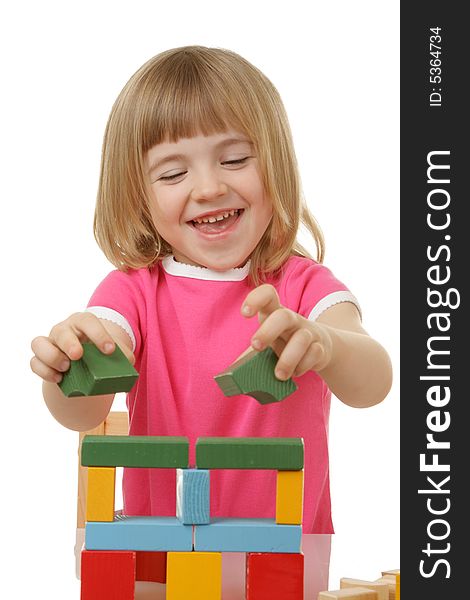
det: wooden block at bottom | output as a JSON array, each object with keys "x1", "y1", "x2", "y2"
[
  {"x1": 81, "y1": 549, "x2": 135, "y2": 600},
  {"x1": 276, "y1": 470, "x2": 304, "y2": 524},
  {"x1": 318, "y1": 589, "x2": 378, "y2": 599},
  {"x1": 246, "y1": 552, "x2": 304, "y2": 600},
  {"x1": 214, "y1": 347, "x2": 297, "y2": 404},
  {"x1": 60, "y1": 342, "x2": 138, "y2": 397},
  {"x1": 166, "y1": 552, "x2": 222, "y2": 600},
  {"x1": 135, "y1": 551, "x2": 167, "y2": 583},
  {"x1": 374, "y1": 578, "x2": 395, "y2": 600},
  {"x1": 340, "y1": 578, "x2": 388, "y2": 600},
  {"x1": 86, "y1": 467, "x2": 115, "y2": 522}
]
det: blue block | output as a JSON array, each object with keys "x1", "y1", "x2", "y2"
[
  {"x1": 85, "y1": 515, "x2": 193, "y2": 551},
  {"x1": 194, "y1": 518, "x2": 301, "y2": 553},
  {"x1": 177, "y1": 468, "x2": 210, "y2": 525}
]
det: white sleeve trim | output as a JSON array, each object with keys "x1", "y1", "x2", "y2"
[
  {"x1": 307, "y1": 291, "x2": 362, "y2": 322},
  {"x1": 85, "y1": 306, "x2": 136, "y2": 352}
]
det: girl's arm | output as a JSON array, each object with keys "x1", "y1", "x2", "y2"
[
  {"x1": 32, "y1": 315, "x2": 134, "y2": 431},
  {"x1": 242, "y1": 285, "x2": 392, "y2": 409}
]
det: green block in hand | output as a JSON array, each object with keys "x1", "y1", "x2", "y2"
[
  {"x1": 59, "y1": 342, "x2": 138, "y2": 397},
  {"x1": 214, "y1": 347, "x2": 297, "y2": 405}
]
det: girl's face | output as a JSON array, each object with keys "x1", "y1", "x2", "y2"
[{"x1": 146, "y1": 130, "x2": 273, "y2": 271}]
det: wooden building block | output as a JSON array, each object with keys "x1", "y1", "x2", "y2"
[
  {"x1": 85, "y1": 515, "x2": 193, "y2": 551},
  {"x1": 318, "y1": 589, "x2": 378, "y2": 599},
  {"x1": 380, "y1": 570, "x2": 400, "y2": 600},
  {"x1": 194, "y1": 518, "x2": 302, "y2": 553},
  {"x1": 275, "y1": 470, "x2": 304, "y2": 524},
  {"x1": 214, "y1": 347, "x2": 297, "y2": 404},
  {"x1": 246, "y1": 552, "x2": 304, "y2": 599},
  {"x1": 81, "y1": 549, "x2": 135, "y2": 600},
  {"x1": 60, "y1": 342, "x2": 138, "y2": 397},
  {"x1": 340, "y1": 578, "x2": 388, "y2": 600},
  {"x1": 135, "y1": 551, "x2": 167, "y2": 583},
  {"x1": 86, "y1": 467, "x2": 116, "y2": 522},
  {"x1": 374, "y1": 578, "x2": 395, "y2": 600},
  {"x1": 196, "y1": 437, "x2": 304, "y2": 470},
  {"x1": 81, "y1": 435, "x2": 189, "y2": 468},
  {"x1": 176, "y1": 468, "x2": 210, "y2": 524},
  {"x1": 166, "y1": 551, "x2": 222, "y2": 600}
]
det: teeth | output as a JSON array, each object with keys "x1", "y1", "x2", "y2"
[{"x1": 193, "y1": 209, "x2": 239, "y2": 224}]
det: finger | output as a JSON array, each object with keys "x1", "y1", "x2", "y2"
[
  {"x1": 250, "y1": 307, "x2": 299, "y2": 351},
  {"x1": 272, "y1": 328, "x2": 315, "y2": 380},
  {"x1": 31, "y1": 335, "x2": 72, "y2": 373},
  {"x1": 293, "y1": 342, "x2": 326, "y2": 377},
  {"x1": 50, "y1": 313, "x2": 115, "y2": 359},
  {"x1": 242, "y1": 284, "x2": 282, "y2": 322},
  {"x1": 30, "y1": 355, "x2": 63, "y2": 384}
]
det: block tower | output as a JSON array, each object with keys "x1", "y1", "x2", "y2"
[{"x1": 80, "y1": 434, "x2": 305, "y2": 599}]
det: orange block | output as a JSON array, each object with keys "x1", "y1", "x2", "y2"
[
  {"x1": 276, "y1": 470, "x2": 304, "y2": 524},
  {"x1": 86, "y1": 467, "x2": 115, "y2": 522}
]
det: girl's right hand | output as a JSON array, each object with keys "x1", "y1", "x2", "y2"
[{"x1": 30, "y1": 312, "x2": 117, "y2": 384}]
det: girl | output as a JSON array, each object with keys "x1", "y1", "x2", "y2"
[{"x1": 30, "y1": 46, "x2": 392, "y2": 599}]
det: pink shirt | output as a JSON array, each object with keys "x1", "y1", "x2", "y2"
[{"x1": 86, "y1": 255, "x2": 360, "y2": 533}]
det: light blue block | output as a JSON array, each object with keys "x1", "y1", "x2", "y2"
[
  {"x1": 85, "y1": 515, "x2": 193, "y2": 551},
  {"x1": 176, "y1": 468, "x2": 210, "y2": 525},
  {"x1": 194, "y1": 518, "x2": 301, "y2": 553}
]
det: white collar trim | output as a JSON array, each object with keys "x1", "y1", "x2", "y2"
[{"x1": 161, "y1": 255, "x2": 251, "y2": 281}]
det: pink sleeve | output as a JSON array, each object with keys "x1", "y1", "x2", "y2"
[
  {"x1": 86, "y1": 270, "x2": 143, "y2": 355},
  {"x1": 278, "y1": 257, "x2": 361, "y2": 321}
]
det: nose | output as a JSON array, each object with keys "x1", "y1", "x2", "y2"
[{"x1": 190, "y1": 168, "x2": 228, "y2": 202}]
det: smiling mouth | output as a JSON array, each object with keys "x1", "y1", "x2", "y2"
[{"x1": 188, "y1": 209, "x2": 244, "y2": 233}]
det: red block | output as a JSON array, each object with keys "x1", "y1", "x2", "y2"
[
  {"x1": 81, "y1": 550, "x2": 136, "y2": 600},
  {"x1": 136, "y1": 551, "x2": 167, "y2": 583},
  {"x1": 246, "y1": 552, "x2": 304, "y2": 600}
]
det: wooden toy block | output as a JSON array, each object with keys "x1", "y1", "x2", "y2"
[
  {"x1": 81, "y1": 435, "x2": 189, "y2": 468},
  {"x1": 214, "y1": 347, "x2": 297, "y2": 404},
  {"x1": 86, "y1": 467, "x2": 116, "y2": 522},
  {"x1": 340, "y1": 578, "x2": 388, "y2": 600},
  {"x1": 380, "y1": 570, "x2": 400, "y2": 600},
  {"x1": 275, "y1": 470, "x2": 304, "y2": 524},
  {"x1": 176, "y1": 468, "x2": 210, "y2": 524},
  {"x1": 85, "y1": 515, "x2": 193, "y2": 551},
  {"x1": 374, "y1": 578, "x2": 395, "y2": 600},
  {"x1": 60, "y1": 342, "x2": 138, "y2": 397},
  {"x1": 318, "y1": 589, "x2": 378, "y2": 599},
  {"x1": 81, "y1": 549, "x2": 135, "y2": 600},
  {"x1": 166, "y1": 551, "x2": 222, "y2": 600},
  {"x1": 135, "y1": 551, "x2": 167, "y2": 583},
  {"x1": 194, "y1": 518, "x2": 302, "y2": 553},
  {"x1": 196, "y1": 437, "x2": 304, "y2": 470},
  {"x1": 246, "y1": 552, "x2": 304, "y2": 599}
]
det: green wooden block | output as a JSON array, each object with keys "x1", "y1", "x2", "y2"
[
  {"x1": 214, "y1": 347, "x2": 297, "y2": 404},
  {"x1": 195, "y1": 437, "x2": 304, "y2": 470},
  {"x1": 59, "y1": 342, "x2": 138, "y2": 397},
  {"x1": 81, "y1": 435, "x2": 190, "y2": 468}
]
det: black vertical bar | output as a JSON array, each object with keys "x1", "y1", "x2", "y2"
[{"x1": 401, "y1": 2, "x2": 466, "y2": 598}]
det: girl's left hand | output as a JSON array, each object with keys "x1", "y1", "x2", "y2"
[{"x1": 241, "y1": 284, "x2": 333, "y2": 380}]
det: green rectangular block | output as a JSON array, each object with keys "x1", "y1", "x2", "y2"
[
  {"x1": 81, "y1": 435, "x2": 190, "y2": 468},
  {"x1": 59, "y1": 342, "x2": 139, "y2": 397},
  {"x1": 195, "y1": 437, "x2": 304, "y2": 470}
]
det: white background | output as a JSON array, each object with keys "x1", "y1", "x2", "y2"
[{"x1": 1, "y1": 0, "x2": 399, "y2": 596}]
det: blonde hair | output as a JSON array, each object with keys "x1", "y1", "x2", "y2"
[{"x1": 94, "y1": 46, "x2": 325, "y2": 284}]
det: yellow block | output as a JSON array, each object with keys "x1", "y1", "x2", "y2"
[
  {"x1": 276, "y1": 470, "x2": 304, "y2": 524},
  {"x1": 167, "y1": 552, "x2": 222, "y2": 600},
  {"x1": 396, "y1": 573, "x2": 400, "y2": 600},
  {"x1": 86, "y1": 466, "x2": 115, "y2": 522}
]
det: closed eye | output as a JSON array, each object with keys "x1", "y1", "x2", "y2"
[
  {"x1": 158, "y1": 171, "x2": 187, "y2": 181},
  {"x1": 222, "y1": 156, "x2": 252, "y2": 166}
]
